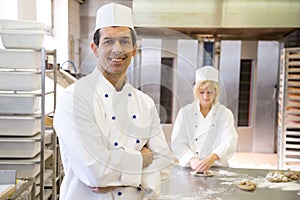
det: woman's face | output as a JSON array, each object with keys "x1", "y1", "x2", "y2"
[{"x1": 198, "y1": 86, "x2": 216, "y2": 108}]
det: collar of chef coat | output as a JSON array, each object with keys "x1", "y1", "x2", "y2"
[
  {"x1": 194, "y1": 101, "x2": 217, "y2": 138},
  {"x1": 93, "y1": 68, "x2": 129, "y2": 93}
]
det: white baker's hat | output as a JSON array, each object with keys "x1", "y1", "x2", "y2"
[
  {"x1": 195, "y1": 66, "x2": 219, "y2": 83},
  {"x1": 95, "y1": 3, "x2": 134, "y2": 31}
]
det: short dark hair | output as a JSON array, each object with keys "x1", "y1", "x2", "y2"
[{"x1": 93, "y1": 28, "x2": 137, "y2": 47}]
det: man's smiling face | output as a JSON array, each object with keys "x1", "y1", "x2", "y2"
[{"x1": 92, "y1": 26, "x2": 137, "y2": 78}]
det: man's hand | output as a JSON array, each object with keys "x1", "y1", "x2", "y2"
[
  {"x1": 141, "y1": 146, "x2": 153, "y2": 168},
  {"x1": 89, "y1": 186, "x2": 117, "y2": 193}
]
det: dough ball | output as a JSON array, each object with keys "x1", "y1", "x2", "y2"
[
  {"x1": 237, "y1": 180, "x2": 256, "y2": 191},
  {"x1": 190, "y1": 170, "x2": 214, "y2": 177}
]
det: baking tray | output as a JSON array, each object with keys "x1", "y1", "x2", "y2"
[
  {"x1": 0, "y1": 92, "x2": 40, "y2": 114},
  {"x1": 0, "y1": 19, "x2": 45, "y2": 31},
  {"x1": 0, "y1": 70, "x2": 41, "y2": 91},
  {"x1": 0, "y1": 150, "x2": 52, "y2": 178},
  {"x1": 0, "y1": 29, "x2": 44, "y2": 50},
  {"x1": 0, "y1": 115, "x2": 40, "y2": 136},
  {"x1": 0, "y1": 134, "x2": 41, "y2": 158},
  {"x1": 0, "y1": 49, "x2": 41, "y2": 69}
]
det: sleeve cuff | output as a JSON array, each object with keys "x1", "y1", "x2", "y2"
[
  {"x1": 178, "y1": 150, "x2": 195, "y2": 167},
  {"x1": 121, "y1": 147, "x2": 143, "y2": 186}
]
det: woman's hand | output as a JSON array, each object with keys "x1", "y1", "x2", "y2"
[
  {"x1": 189, "y1": 157, "x2": 200, "y2": 170},
  {"x1": 190, "y1": 153, "x2": 219, "y2": 172}
]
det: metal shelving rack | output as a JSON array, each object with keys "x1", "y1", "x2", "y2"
[
  {"x1": 278, "y1": 47, "x2": 300, "y2": 170},
  {"x1": 0, "y1": 48, "x2": 59, "y2": 199},
  {"x1": 40, "y1": 48, "x2": 58, "y2": 200}
]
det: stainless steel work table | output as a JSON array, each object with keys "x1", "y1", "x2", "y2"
[{"x1": 159, "y1": 166, "x2": 300, "y2": 200}]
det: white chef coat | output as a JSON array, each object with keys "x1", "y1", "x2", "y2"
[
  {"x1": 171, "y1": 101, "x2": 238, "y2": 167},
  {"x1": 53, "y1": 68, "x2": 173, "y2": 200}
]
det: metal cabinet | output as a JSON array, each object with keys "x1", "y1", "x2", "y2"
[
  {"x1": 0, "y1": 48, "x2": 60, "y2": 199},
  {"x1": 278, "y1": 47, "x2": 300, "y2": 170}
]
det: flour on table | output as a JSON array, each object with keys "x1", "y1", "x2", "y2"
[{"x1": 216, "y1": 169, "x2": 239, "y2": 176}]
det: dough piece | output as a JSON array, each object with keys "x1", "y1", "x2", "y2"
[
  {"x1": 265, "y1": 170, "x2": 300, "y2": 183},
  {"x1": 190, "y1": 170, "x2": 214, "y2": 177},
  {"x1": 284, "y1": 171, "x2": 300, "y2": 180},
  {"x1": 266, "y1": 171, "x2": 288, "y2": 182},
  {"x1": 237, "y1": 180, "x2": 256, "y2": 191}
]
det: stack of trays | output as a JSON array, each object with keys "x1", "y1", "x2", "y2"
[
  {"x1": 0, "y1": 49, "x2": 42, "y2": 114},
  {"x1": 0, "y1": 19, "x2": 46, "y2": 179},
  {"x1": 0, "y1": 115, "x2": 42, "y2": 178}
]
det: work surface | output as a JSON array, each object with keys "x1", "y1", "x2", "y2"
[{"x1": 159, "y1": 166, "x2": 300, "y2": 200}]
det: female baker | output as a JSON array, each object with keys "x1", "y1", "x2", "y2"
[{"x1": 171, "y1": 66, "x2": 238, "y2": 173}]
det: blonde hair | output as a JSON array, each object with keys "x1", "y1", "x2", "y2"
[{"x1": 193, "y1": 80, "x2": 220, "y2": 105}]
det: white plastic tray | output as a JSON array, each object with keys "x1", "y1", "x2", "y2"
[
  {"x1": 0, "y1": 150, "x2": 52, "y2": 178},
  {"x1": 0, "y1": 134, "x2": 41, "y2": 158},
  {"x1": 0, "y1": 116, "x2": 40, "y2": 136},
  {"x1": 0, "y1": 30, "x2": 44, "y2": 50},
  {"x1": 0, "y1": 49, "x2": 41, "y2": 69},
  {"x1": 0, "y1": 19, "x2": 45, "y2": 31},
  {"x1": 0, "y1": 70, "x2": 41, "y2": 91},
  {"x1": 0, "y1": 93, "x2": 40, "y2": 114}
]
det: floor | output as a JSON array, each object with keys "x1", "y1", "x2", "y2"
[{"x1": 229, "y1": 152, "x2": 278, "y2": 169}]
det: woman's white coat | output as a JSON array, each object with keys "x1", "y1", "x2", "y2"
[{"x1": 171, "y1": 101, "x2": 238, "y2": 167}]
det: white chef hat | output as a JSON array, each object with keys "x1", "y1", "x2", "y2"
[
  {"x1": 95, "y1": 3, "x2": 134, "y2": 31},
  {"x1": 195, "y1": 66, "x2": 219, "y2": 83}
]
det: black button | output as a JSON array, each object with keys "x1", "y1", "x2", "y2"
[
  {"x1": 196, "y1": 152, "x2": 199, "y2": 154},
  {"x1": 136, "y1": 139, "x2": 140, "y2": 143},
  {"x1": 112, "y1": 116, "x2": 116, "y2": 120},
  {"x1": 132, "y1": 115, "x2": 136, "y2": 119},
  {"x1": 128, "y1": 93, "x2": 132, "y2": 96},
  {"x1": 137, "y1": 187, "x2": 141, "y2": 191},
  {"x1": 117, "y1": 191, "x2": 122, "y2": 196},
  {"x1": 104, "y1": 94, "x2": 109, "y2": 98},
  {"x1": 114, "y1": 142, "x2": 118, "y2": 146}
]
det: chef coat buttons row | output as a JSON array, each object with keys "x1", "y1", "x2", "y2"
[
  {"x1": 116, "y1": 188, "x2": 142, "y2": 196},
  {"x1": 111, "y1": 115, "x2": 137, "y2": 120},
  {"x1": 104, "y1": 93, "x2": 132, "y2": 98},
  {"x1": 114, "y1": 139, "x2": 141, "y2": 146}
]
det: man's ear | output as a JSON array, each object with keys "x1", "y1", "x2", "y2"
[
  {"x1": 132, "y1": 44, "x2": 137, "y2": 57},
  {"x1": 91, "y1": 42, "x2": 98, "y2": 57}
]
